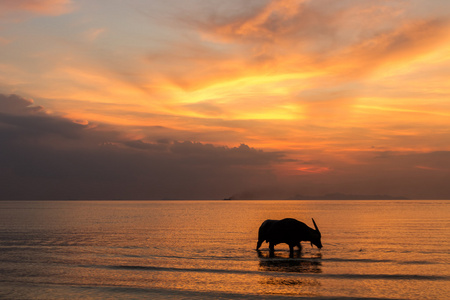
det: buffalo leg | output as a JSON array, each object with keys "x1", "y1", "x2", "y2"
[
  {"x1": 269, "y1": 243, "x2": 275, "y2": 252},
  {"x1": 289, "y1": 245, "x2": 294, "y2": 257},
  {"x1": 256, "y1": 240, "x2": 263, "y2": 250},
  {"x1": 269, "y1": 242, "x2": 275, "y2": 257}
]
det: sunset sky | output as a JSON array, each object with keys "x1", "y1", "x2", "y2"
[{"x1": 1, "y1": 0, "x2": 450, "y2": 200}]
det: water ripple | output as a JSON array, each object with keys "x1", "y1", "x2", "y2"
[{"x1": 85, "y1": 264, "x2": 449, "y2": 281}]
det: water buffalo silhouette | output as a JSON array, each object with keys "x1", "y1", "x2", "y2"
[{"x1": 256, "y1": 218, "x2": 322, "y2": 256}]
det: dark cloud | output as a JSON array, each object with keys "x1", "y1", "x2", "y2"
[
  {"x1": 278, "y1": 150, "x2": 450, "y2": 200},
  {"x1": 0, "y1": 93, "x2": 283, "y2": 200},
  {"x1": 0, "y1": 94, "x2": 87, "y2": 142},
  {"x1": 169, "y1": 141, "x2": 284, "y2": 166},
  {"x1": 0, "y1": 94, "x2": 43, "y2": 114},
  {"x1": 0, "y1": 113, "x2": 87, "y2": 140},
  {"x1": 122, "y1": 140, "x2": 169, "y2": 151},
  {"x1": 1, "y1": 94, "x2": 449, "y2": 200}
]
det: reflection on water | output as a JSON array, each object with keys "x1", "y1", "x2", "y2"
[
  {"x1": 257, "y1": 251, "x2": 322, "y2": 274},
  {"x1": 262, "y1": 277, "x2": 320, "y2": 287},
  {"x1": 257, "y1": 251, "x2": 322, "y2": 296}
]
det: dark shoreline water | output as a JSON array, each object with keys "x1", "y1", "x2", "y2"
[{"x1": 0, "y1": 200, "x2": 449, "y2": 299}]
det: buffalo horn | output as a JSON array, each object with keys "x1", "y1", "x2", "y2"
[{"x1": 312, "y1": 218, "x2": 320, "y2": 233}]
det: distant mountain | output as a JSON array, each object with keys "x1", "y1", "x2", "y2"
[
  {"x1": 223, "y1": 192, "x2": 409, "y2": 200},
  {"x1": 288, "y1": 193, "x2": 409, "y2": 200}
]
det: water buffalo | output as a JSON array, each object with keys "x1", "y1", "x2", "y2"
[{"x1": 256, "y1": 218, "x2": 322, "y2": 256}]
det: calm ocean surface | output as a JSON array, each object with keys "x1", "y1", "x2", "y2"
[{"x1": 0, "y1": 200, "x2": 448, "y2": 299}]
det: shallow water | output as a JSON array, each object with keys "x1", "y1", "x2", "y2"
[{"x1": 0, "y1": 200, "x2": 448, "y2": 299}]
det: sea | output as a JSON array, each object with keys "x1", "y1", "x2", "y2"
[{"x1": 0, "y1": 200, "x2": 448, "y2": 299}]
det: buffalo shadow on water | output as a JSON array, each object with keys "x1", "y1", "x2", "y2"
[
  {"x1": 257, "y1": 250, "x2": 322, "y2": 274},
  {"x1": 256, "y1": 251, "x2": 322, "y2": 292}
]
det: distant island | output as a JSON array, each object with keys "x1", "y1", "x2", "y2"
[
  {"x1": 288, "y1": 193, "x2": 409, "y2": 200},
  {"x1": 224, "y1": 192, "x2": 409, "y2": 200}
]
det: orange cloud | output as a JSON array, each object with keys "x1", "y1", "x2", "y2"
[
  {"x1": 143, "y1": 0, "x2": 449, "y2": 124},
  {"x1": 213, "y1": 0, "x2": 305, "y2": 40},
  {"x1": 333, "y1": 19, "x2": 450, "y2": 80},
  {"x1": 0, "y1": 0, "x2": 73, "y2": 16}
]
